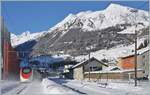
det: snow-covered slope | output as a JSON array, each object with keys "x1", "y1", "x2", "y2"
[
  {"x1": 75, "y1": 36, "x2": 149, "y2": 63},
  {"x1": 48, "y1": 3, "x2": 148, "y2": 32},
  {"x1": 11, "y1": 31, "x2": 46, "y2": 47}
]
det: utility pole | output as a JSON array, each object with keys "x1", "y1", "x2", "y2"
[
  {"x1": 134, "y1": 27, "x2": 137, "y2": 86},
  {"x1": 130, "y1": 9, "x2": 138, "y2": 86},
  {"x1": 88, "y1": 46, "x2": 91, "y2": 81}
]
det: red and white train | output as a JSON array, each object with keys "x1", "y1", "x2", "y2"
[{"x1": 20, "y1": 67, "x2": 33, "y2": 82}]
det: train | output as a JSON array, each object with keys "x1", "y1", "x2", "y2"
[{"x1": 20, "y1": 66, "x2": 33, "y2": 82}]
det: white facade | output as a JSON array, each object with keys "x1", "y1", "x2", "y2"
[{"x1": 137, "y1": 49, "x2": 149, "y2": 77}]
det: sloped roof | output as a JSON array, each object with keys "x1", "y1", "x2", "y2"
[
  {"x1": 72, "y1": 57, "x2": 108, "y2": 68},
  {"x1": 119, "y1": 47, "x2": 149, "y2": 59}
]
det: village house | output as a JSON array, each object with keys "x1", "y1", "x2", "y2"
[
  {"x1": 117, "y1": 47, "x2": 149, "y2": 78},
  {"x1": 72, "y1": 57, "x2": 108, "y2": 80}
]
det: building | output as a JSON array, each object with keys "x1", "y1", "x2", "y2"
[
  {"x1": 72, "y1": 57, "x2": 108, "y2": 80},
  {"x1": 1, "y1": 17, "x2": 20, "y2": 80},
  {"x1": 61, "y1": 64, "x2": 74, "y2": 79},
  {"x1": 118, "y1": 55, "x2": 135, "y2": 69},
  {"x1": 117, "y1": 47, "x2": 149, "y2": 78},
  {"x1": 137, "y1": 47, "x2": 149, "y2": 77}
]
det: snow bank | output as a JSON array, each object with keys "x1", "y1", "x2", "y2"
[
  {"x1": 42, "y1": 78, "x2": 76, "y2": 94},
  {"x1": 107, "y1": 83, "x2": 143, "y2": 91},
  {"x1": 63, "y1": 79, "x2": 147, "y2": 95}
]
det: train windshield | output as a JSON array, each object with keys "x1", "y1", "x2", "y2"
[{"x1": 23, "y1": 68, "x2": 31, "y2": 74}]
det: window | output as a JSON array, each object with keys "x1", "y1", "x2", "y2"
[
  {"x1": 90, "y1": 66, "x2": 102, "y2": 71},
  {"x1": 143, "y1": 62, "x2": 145, "y2": 66},
  {"x1": 143, "y1": 55, "x2": 145, "y2": 58}
]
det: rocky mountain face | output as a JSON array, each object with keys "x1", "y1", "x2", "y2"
[{"x1": 12, "y1": 3, "x2": 149, "y2": 57}]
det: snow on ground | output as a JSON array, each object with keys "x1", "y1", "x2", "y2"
[
  {"x1": 2, "y1": 78, "x2": 149, "y2": 95},
  {"x1": 107, "y1": 82, "x2": 142, "y2": 91},
  {"x1": 42, "y1": 78, "x2": 78, "y2": 95},
  {"x1": 0, "y1": 80, "x2": 19, "y2": 90},
  {"x1": 1, "y1": 80, "x2": 28, "y2": 95},
  {"x1": 51, "y1": 78, "x2": 150, "y2": 95}
]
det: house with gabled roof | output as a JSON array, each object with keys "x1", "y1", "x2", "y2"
[{"x1": 72, "y1": 57, "x2": 108, "y2": 80}]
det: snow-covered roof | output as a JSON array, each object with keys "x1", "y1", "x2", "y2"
[
  {"x1": 72, "y1": 57, "x2": 108, "y2": 68},
  {"x1": 120, "y1": 47, "x2": 149, "y2": 58},
  {"x1": 138, "y1": 46, "x2": 149, "y2": 55},
  {"x1": 103, "y1": 66, "x2": 120, "y2": 71}
]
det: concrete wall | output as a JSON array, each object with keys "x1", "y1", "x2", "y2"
[
  {"x1": 84, "y1": 71, "x2": 144, "y2": 80},
  {"x1": 73, "y1": 66, "x2": 84, "y2": 80}
]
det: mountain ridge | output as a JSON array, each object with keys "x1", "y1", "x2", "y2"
[{"x1": 11, "y1": 3, "x2": 149, "y2": 58}]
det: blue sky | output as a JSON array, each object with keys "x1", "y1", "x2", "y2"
[{"x1": 1, "y1": 1, "x2": 149, "y2": 35}]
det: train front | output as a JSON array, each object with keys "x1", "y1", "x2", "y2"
[{"x1": 20, "y1": 59, "x2": 33, "y2": 82}]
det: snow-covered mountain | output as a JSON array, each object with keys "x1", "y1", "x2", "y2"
[
  {"x1": 30, "y1": 3, "x2": 148, "y2": 56},
  {"x1": 11, "y1": 3, "x2": 149, "y2": 47},
  {"x1": 11, "y1": 31, "x2": 46, "y2": 47},
  {"x1": 12, "y1": 3, "x2": 149, "y2": 58},
  {"x1": 48, "y1": 3, "x2": 148, "y2": 32}
]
